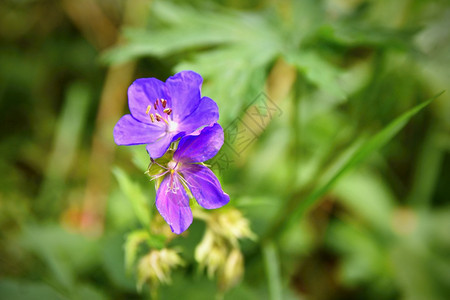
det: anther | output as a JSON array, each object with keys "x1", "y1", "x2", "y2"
[
  {"x1": 154, "y1": 100, "x2": 158, "y2": 110},
  {"x1": 163, "y1": 108, "x2": 172, "y2": 115},
  {"x1": 145, "y1": 105, "x2": 151, "y2": 115},
  {"x1": 149, "y1": 113, "x2": 155, "y2": 122},
  {"x1": 161, "y1": 99, "x2": 167, "y2": 108},
  {"x1": 155, "y1": 113, "x2": 162, "y2": 122}
]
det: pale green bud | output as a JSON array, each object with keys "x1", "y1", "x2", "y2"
[
  {"x1": 195, "y1": 229, "x2": 228, "y2": 279},
  {"x1": 219, "y1": 248, "x2": 244, "y2": 291},
  {"x1": 212, "y1": 208, "x2": 256, "y2": 247},
  {"x1": 137, "y1": 248, "x2": 184, "y2": 291}
]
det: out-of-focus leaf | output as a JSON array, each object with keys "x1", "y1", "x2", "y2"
[
  {"x1": 19, "y1": 225, "x2": 99, "y2": 290},
  {"x1": 124, "y1": 230, "x2": 150, "y2": 274},
  {"x1": 148, "y1": 234, "x2": 167, "y2": 250},
  {"x1": 286, "y1": 51, "x2": 346, "y2": 100},
  {"x1": 391, "y1": 240, "x2": 446, "y2": 300},
  {"x1": 327, "y1": 23, "x2": 420, "y2": 49},
  {"x1": 0, "y1": 279, "x2": 65, "y2": 300},
  {"x1": 102, "y1": 1, "x2": 281, "y2": 65},
  {"x1": 130, "y1": 145, "x2": 150, "y2": 172},
  {"x1": 37, "y1": 82, "x2": 91, "y2": 214},
  {"x1": 285, "y1": 92, "x2": 443, "y2": 229},
  {"x1": 101, "y1": 234, "x2": 136, "y2": 291},
  {"x1": 112, "y1": 167, "x2": 151, "y2": 227},
  {"x1": 71, "y1": 284, "x2": 107, "y2": 300},
  {"x1": 159, "y1": 272, "x2": 216, "y2": 299},
  {"x1": 408, "y1": 125, "x2": 445, "y2": 207},
  {"x1": 263, "y1": 241, "x2": 282, "y2": 300},
  {"x1": 333, "y1": 169, "x2": 396, "y2": 231},
  {"x1": 326, "y1": 221, "x2": 390, "y2": 286},
  {"x1": 177, "y1": 54, "x2": 269, "y2": 124}
]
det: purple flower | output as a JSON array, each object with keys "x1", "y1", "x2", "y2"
[
  {"x1": 152, "y1": 123, "x2": 230, "y2": 234},
  {"x1": 113, "y1": 71, "x2": 219, "y2": 158}
]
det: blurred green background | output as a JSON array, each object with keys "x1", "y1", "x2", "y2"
[{"x1": 1, "y1": 0, "x2": 449, "y2": 299}]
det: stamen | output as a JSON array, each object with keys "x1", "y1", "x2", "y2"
[
  {"x1": 163, "y1": 108, "x2": 172, "y2": 115},
  {"x1": 149, "y1": 113, "x2": 155, "y2": 122},
  {"x1": 145, "y1": 105, "x2": 151, "y2": 115},
  {"x1": 161, "y1": 99, "x2": 167, "y2": 108},
  {"x1": 155, "y1": 113, "x2": 162, "y2": 122},
  {"x1": 154, "y1": 100, "x2": 158, "y2": 110},
  {"x1": 177, "y1": 173, "x2": 189, "y2": 189},
  {"x1": 166, "y1": 172, "x2": 180, "y2": 194},
  {"x1": 149, "y1": 170, "x2": 169, "y2": 181}
]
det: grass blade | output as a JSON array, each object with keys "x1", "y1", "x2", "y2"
[
  {"x1": 286, "y1": 92, "x2": 444, "y2": 229},
  {"x1": 263, "y1": 241, "x2": 283, "y2": 300}
]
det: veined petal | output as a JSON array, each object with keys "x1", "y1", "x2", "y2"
[
  {"x1": 174, "y1": 123, "x2": 224, "y2": 163},
  {"x1": 165, "y1": 71, "x2": 202, "y2": 123},
  {"x1": 128, "y1": 78, "x2": 169, "y2": 123},
  {"x1": 177, "y1": 97, "x2": 219, "y2": 134},
  {"x1": 156, "y1": 174, "x2": 193, "y2": 234},
  {"x1": 146, "y1": 133, "x2": 175, "y2": 159},
  {"x1": 114, "y1": 115, "x2": 165, "y2": 146},
  {"x1": 180, "y1": 164, "x2": 229, "y2": 209}
]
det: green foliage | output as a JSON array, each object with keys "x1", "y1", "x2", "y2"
[
  {"x1": 113, "y1": 167, "x2": 152, "y2": 227},
  {"x1": 1, "y1": 0, "x2": 449, "y2": 299}
]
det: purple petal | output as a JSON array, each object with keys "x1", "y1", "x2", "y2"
[
  {"x1": 146, "y1": 133, "x2": 175, "y2": 159},
  {"x1": 165, "y1": 71, "x2": 202, "y2": 123},
  {"x1": 174, "y1": 123, "x2": 224, "y2": 163},
  {"x1": 114, "y1": 115, "x2": 165, "y2": 146},
  {"x1": 177, "y1": 97, "x2": 219, "y2": 134},
  {"x1": 128, "y1": 78, "x2": 169, "y2": 123},
  {"x1": 180, "y1": 164, "x2": 229, "y2": 209},
  {"x1": 156, "y1": 174, "x2": 193, "y2": 234}
]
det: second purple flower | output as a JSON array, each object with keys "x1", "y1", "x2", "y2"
[{"x1": 151, "y1": 123, "x2": 230, "y2": 234}]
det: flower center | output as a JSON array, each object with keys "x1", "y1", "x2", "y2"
[
  {"x1": 167, "y1": 121, "x2": 178, "y2": 133},
  {"x1": 168, "y1": 160, "x2": 178, "y2": 171},
  {"x1": 145, "y1": 98, "x2": 175, "y2": 131}
]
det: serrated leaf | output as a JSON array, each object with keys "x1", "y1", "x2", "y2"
[{"x1": 102, "y1": 2, "x2": 283, "y2": 66}]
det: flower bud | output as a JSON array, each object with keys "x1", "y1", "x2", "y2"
[
  {"x1": 137, "y1": 248, "x2": 184, "y2": 290},
  {"x1": 211, "y1": 208, "x2": 256, "y2": 247},
  {"x1": 195, "y1": 229, "x2": 227, "y2": 278},
  {"x1": 219, "y1": 248, "x2": 244, "y2": 291}
]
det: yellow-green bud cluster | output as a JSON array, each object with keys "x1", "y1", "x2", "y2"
[
  {"x1": 194, "y1": 208, "x2": 255, "y2": 291},
  {"x1": 137, "y1": 248, "x2": 184, "y2": 291}
]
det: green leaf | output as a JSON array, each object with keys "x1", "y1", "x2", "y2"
[
  {"x1": 124, "y1": 230, "x2": 150, "y2": 274},
  {"x1": 263, "y1": 241, "x2": 283, "y2": 300},
  {"x1": 37, "y1": 82, "x2": 91, "y2": 214},
  {"x1": 148, "y1": 234, "x2": 167, "y2": 250},
  {"x1": 0, "y1": 279, "x2": 65, "y2": 300},
  {"x1": 112, "y1": 167, "x2": 151, "y2": 227},
  {"x1": 19, "y1": 225, "x2": 99, "y2": 290},
  {"x1": 101, "y1": 2, "x2": 263, "y2": 64},
  {"x1": 285, "y1": 92, "x2": 444, "y2": 229},
  {"x1": 327, "y1": 22, "x2": 419, "y2": 49},
  {"x1": 286, "y1": 50, "x2": 346, "y2": 100},
  {"x1": 333, "y1": 170, "x2": 396, "y2": 231}
]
